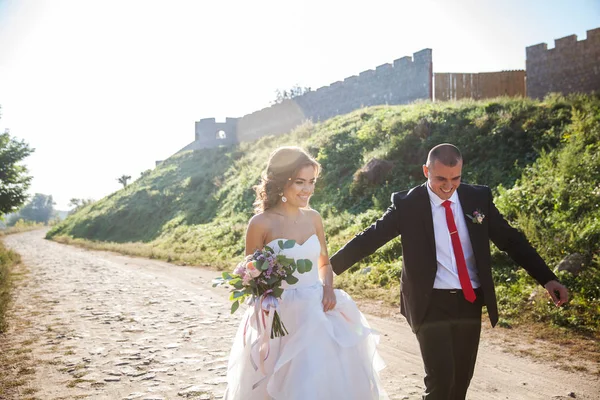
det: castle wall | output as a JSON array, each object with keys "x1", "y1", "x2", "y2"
[
  {"x1": 234, "y1": 49, "x2": 432, "y2": 142},
  {"x1": 526, "y1": 28, "x2": 600, "y2": 99},
  {"x1": 180, "y1": 49, "x2": 433, "y2": 151},
  {"x1": 177, "y1": 27, "x2": 600, "y2": 155}
]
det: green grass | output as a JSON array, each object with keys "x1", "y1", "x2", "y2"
[
  {"x1": 0, "y1": 220, "x2": 47, "y2": 236},
  {"x1": 47, "y1": 93, "x2": 600, "y2": 336},
  {"x1": 0, "y1": 242, "x2": 21, "y2": 333}
]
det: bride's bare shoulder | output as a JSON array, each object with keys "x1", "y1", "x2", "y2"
[
  {"x1": 246, "y1": 213, "x2": 273, "y2": 251},
  {"x1": 304, "y1": 208, "x2": 322, "y2": 221},
  {"x1": 247, "y1": 212, "x2": 276, "y2": 232},
  {"x1": 248, "y1": 212, "x2": 266, "y2": 225}
]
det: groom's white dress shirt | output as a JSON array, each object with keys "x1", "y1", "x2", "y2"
[{"x1": 427, "y1": 184, "x2": 481, "y2": 290}]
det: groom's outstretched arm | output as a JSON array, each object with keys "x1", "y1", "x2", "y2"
[
  {"x1": 487, "y1": 187, "x2": 558, "y2": 286},
  {"x1": 330, "y1": 193, "x2": 403, "y2": 275}
]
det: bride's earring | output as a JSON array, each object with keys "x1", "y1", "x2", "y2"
[{"x1": 279, "y1": 192, "x2": 287, "y2": 203}]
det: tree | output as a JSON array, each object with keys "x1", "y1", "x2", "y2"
[
  {"x1": 272, "y1": 85, "x2": 312, "y2": 104},
  {"x1": 18, "y1": 193, "x2": 55, "y2": 224},
  {"x1": 5, "y1": 212, "x2": 21, "y2": 227},
  {"x1": 68, "y1": 198, "x2": 95, "y2": 214},
  {"x1": 0, "y1": 112, "x2": 35, "y2": 215},
  {"x1": 117, "y1": 175, "x2": 131, "y2": 188},
  {"x1": 68, "y1": 198, "x2": 82, "y2": 209}
]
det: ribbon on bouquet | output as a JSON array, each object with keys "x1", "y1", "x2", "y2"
[{"x1": 242, "y1": 294, "x2": 280, "y2": 390}]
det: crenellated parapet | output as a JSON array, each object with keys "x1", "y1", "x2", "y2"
[
  {"x1": 526, "y1": 28, "x2": 600, "y2": 99},
  {"x1": 180, "y1": 49, "x2": 433, "y2": 152}
]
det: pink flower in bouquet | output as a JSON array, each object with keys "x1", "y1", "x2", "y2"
[
  {"x1": 233, "y1": 262, "x2": 246, "y2": 278},
  {"x1": 242, "y1": 273, "x2": 253, "y2": 286},
  {"x1": 246, "y1": 261, "x2": 262, "y2": 278},
  {"x1": 213, "y1": 238, "x2": 313, "y2": 338}
]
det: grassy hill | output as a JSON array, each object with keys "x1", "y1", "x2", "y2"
[{"x1": 47, "y1": 93, "x2": 600, "y2": 336}]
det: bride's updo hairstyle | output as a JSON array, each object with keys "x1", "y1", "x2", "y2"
[{"x1": 253, "y1": 146, "x2": 321, "y2": 213}]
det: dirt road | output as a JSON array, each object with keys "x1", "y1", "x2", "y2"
[{"x1": 2, "y1": 230, "x2": 597, "y2": 399}]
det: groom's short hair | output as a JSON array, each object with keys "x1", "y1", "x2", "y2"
[{"x1": 426, "y1": 144, "x2": 462, "y2": 167}]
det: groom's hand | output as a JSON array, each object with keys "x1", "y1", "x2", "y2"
[{"x1": 544, "y1": 280, "x2": 569, "y2": 307}]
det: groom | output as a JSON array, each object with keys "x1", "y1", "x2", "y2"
[{"x1": 330, "y1": 143, "x2": 568, "y2": 399}]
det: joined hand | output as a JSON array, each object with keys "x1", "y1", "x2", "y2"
[
  {"x1": 322, "y1": 285, "x2": 336, "y2": 312},
  {"x1": 544, "y1": 280, "x2": 569, "y2": 307}
]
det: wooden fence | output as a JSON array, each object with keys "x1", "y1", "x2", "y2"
[{"x1": 434, "y1": 71, "x2": 525, "y2": 101}]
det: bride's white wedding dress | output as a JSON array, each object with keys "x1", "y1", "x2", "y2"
[{"x1": 224, "y1": 234, "x2": 388, "y2": 400}]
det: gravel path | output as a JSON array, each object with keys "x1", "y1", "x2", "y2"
[{"x1": 2, "y1": 230, "x2": 597, "y2": 400}]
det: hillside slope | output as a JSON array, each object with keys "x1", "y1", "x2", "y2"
[{"x1": 48, "y1": 94, "x2": 600, "y2": 335}]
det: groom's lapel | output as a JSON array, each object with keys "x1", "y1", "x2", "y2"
[
  {"x1": 417, "y1": 183, "x2": 436, "y2": 255},
  {"x1": 457, "y1": 185, "x2": 482, "y2": 258}
]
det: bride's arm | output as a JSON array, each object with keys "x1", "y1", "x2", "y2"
[
  {"x1": 245, "y1": 214, "x2": 268, "y2": 256},
  {"x1": 313, "y1": 210, "x2": 336, "y2": 312}
]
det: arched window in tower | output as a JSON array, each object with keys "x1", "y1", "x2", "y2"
[{"x1": 217, "y1": 130, "x2": 227, "y2": 139}]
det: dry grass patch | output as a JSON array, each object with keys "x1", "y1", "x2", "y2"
[
  {"x1": 0, "y1": 260, "x2": 40, "y2": 399},
  {"x1": 482, "y1": 318, "x2": 600, "y2": 374},
  {"x1": 0, "y1": 328, "x2": 39, "y2": 398},
  {"x1": 0, "y1": 224, "x2": 46, "y2": 237},
  {"x1": 51, "y1": 234, "x2": 223, "y2": 270},
  {"x1": 353, "y1": 294, "x2": 600, "y2": 375},
  {"x1": 65, "y1": 378, "x2": 93, "y2": 388}
]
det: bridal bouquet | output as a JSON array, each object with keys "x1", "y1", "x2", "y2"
[{"x1": 213, "y1": 239, "x2": 313, "y2": 338}]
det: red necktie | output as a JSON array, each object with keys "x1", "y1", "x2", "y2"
[{"x1": 441, "y1": 200, "x2": 476, "y2": 303}]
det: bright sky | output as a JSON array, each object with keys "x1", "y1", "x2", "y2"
[{"x1": 0, "y1": 0, "x2": 598, "y2": 210}]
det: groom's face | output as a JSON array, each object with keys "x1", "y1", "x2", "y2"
[{"x1": 423, "y1": 160, "x2": 463, "y2": 200}]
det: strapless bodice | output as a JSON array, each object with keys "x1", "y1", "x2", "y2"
[{"x1": 265, "y1": 234, "x2": 321, "y2": 289}]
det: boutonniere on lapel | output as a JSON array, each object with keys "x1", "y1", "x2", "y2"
[{"x1": 466, "y1": 209, "x2": 485, "y2": 224}]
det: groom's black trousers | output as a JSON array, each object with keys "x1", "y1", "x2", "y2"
[{"x1": 415, "y1": 288, "x2": 484, "y2": 400}]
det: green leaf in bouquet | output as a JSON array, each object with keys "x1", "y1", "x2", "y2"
[
  {"x1": 277, "y1": 255, "x2": 295, "y2": 267},
  {"x1": 276, "y1": 255, "x2": 289, "y2": 266},
  {"x1": 231, "y1": 300, "x2": 240, "y2": 314},
  {"x1": 211, "y1": 277, "x2": 224, "y2": 287},
  {"x1": 267, "y1": 276, "x2": 279, "y2": 285},
  {"x1": 283, "y1": 240, "x2": 296, "y2": 249},
  {"x1": 222, "y1": 271, "x2": 233, "y2": 280},
  {"x1": 230, "y1": 290, "x2": 245, "y2": 301},
  {"x1": 272, "y1": 287, "x2": 284, "y2": 298},
  {"x1": 264, "y1": 245, "x2": 274, "y2": 253},
  {"x1": 296, "y1": 259, "x2": 306, "y2": 273},
  {"x1": 278, "y1": 240, "x2": 285, "y2": 250},
  {"x1": 229, "y1": 278, "x2": 243, "y2": 289},
  {"x1": 285, "y1": 275, "x2": 299, "y2": 285},
  {"x1": 259, "y1": 259, "x2": 270, "y2": 271},
  {"x1": 303, "y1": 259, "x2": 313, "y2": 272}
]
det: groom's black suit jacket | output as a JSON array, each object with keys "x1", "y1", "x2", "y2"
[{"x1": 330, "y1": 183, "x2": 558, "y2": 333}]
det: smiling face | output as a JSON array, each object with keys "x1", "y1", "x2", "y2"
[
  {"x1": 423, "y1": 159, "x2": 463, "y2": 200},
  {"x1": 282, "y1": 165, "x2": 317, "y2": 208}
]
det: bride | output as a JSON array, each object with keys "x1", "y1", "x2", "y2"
[{"x1": 223, "y1": 146, "x2": 388, "y2": 399}]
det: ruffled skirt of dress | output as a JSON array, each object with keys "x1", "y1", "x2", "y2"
[{"x1": 223, "y1": 284, "x2": 388, "y2": 400}]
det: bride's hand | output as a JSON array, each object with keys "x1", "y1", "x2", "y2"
[{"x1": 322, "y1": 285, "x2": 336, "y2": 312}]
